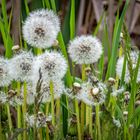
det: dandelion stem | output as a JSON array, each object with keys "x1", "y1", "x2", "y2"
[
  {"x1": 82, "y1": 64, "x2": 86, "y2": 81},
  {"x1": 81, "y1": 64, "x2": 86, "y2": 137},
  {"x1": 0, "y1": 107, "x2": 2, "y2": 139},
  {"x1": 81, "y1": 102, "x2": 84, "y2": 138},
  {"x1": 17, "y1": 82, "x2": 22, "y2": 140},
  {"x1": 22, "y1": 82, "x2": 27, "y2": 140},
  {"x1": 39, "y1": 128, "x2": 43, "y2": 140},
  {"x1": 89, "y1": 106, "x2": 93, "y2": 138},
  {"x1": 5, "y1": 87, "x2": 13, "y2": 132},
  {"x1": 95, "y1": 104, "x2": 101, "y2": 140},
  {"x1": 50, "y1": 81, "x2": 55, "y2": 125},
  {"x1": 56, "y1": 98, "x2": 60, "y2": 120},
  {"x1": 6, "y1": 105, "x2": 12, "y2": 132},
  {"x1": 75, "y1": 99, "x2": 81, "y2": 140},
  {"x1": 86, "y1": 105, "x2": 90, "y2": 126},
  {"x1": 46, "y1": 103, "x2": 50, "y2": 140}
]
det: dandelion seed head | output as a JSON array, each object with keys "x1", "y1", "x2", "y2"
[
  {"x1": 23, "y1": 9, "x2": 60, "y2": 48},
  {"x1": 9, "y1": 51, "x2": 34, "y2": 82},
  {"x1": 39, "y1": 80, "x2": 64, "y2": 103},
  {"x1": 68, "y1": 35, "x2": 103, "y2": 64},
  {"x1": 33, "y1": 51, "x2": 67, "y2": 82},
  {"x1": 80, "y1": 82, "x2": 105, "y2": 106},
  {"x1": 116, "y1": 51, "x2": 140, "y2": 83},
  {"x1": 30, "y1": 9, "x2": 60, "y2": 33},
  {"x1": 25, "y1": 112, "x2": 50, "y2": 128},
  {"x1": 0, "y1": 58, "x2": 13, "y2": 87}
]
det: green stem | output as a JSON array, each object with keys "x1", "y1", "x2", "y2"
[
  {"x1": 0, "y1": 107, "x2": 2, "y2": 139},
  {"x1": 82, "y1": 64, "x2": 86, "y2": 81},
  {"x1": 56, "y1": 99, "x2": 60, "y2": 120},
  {"x1": 22, "y1": 82, "x2": 27, "y2": 140},
  {"x1": 17, "y1": 82, "x2": 22, "y2": 140},
  {"x1": 5, "y1": 87, "x2": 13, "y2": 132},
  {"x1": 86, "y1": 105, "x2": 90, "y2": 126},
  {"x1": 89, "y1": 106, "x2": 93, "y2": 138},
  {"x1": 75, "y1": 99, "x2": 81, "y2": 140},
  {"x1": 81, "y1": 102, "x2": 84, "y2": 138},
  {"x1": 81, "y1": 64, "x2": 86, "y2": 137},
  {"x1": 46, "y1": 103, "x2": 50, "y2": 140},
  {"x1": 6, "y1": 105, "x2": 12, "y2": 132},
  {"x1": 96, "y1": 104, "x2": 101, "y2": 140},
  {"x1": 50, "y1": 81, "x2": 55, "y2": 125}
]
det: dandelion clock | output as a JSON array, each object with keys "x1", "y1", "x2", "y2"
[
  {"x1": 0, "y1": 58, "x2": 13, "y2": 87},
  {"x1": 68, "y1": 35, "x2": 103, "y2": 64},
  {"x1": 22, "y1": 9, "x2": 60, "y2": 48}
]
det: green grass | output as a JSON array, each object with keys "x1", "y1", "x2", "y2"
[{"x1": 1, "y1": 0, "x2": 140, "y2": 140}]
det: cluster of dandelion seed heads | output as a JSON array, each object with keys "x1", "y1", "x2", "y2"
[
  {"x1": 68, "y1": 35, "x2": 103, "y2": 64},
  {"x1": 22, "y1": 9, "x2": 60, "y2": 48},
  {"x1": 0, "y1": 58, "x2": 13, "y2": 87},
  {"x1": 116, "y1": 51, "x2": 140, "y2": 83}
]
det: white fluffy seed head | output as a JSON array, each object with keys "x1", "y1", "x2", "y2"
[
  {"x1": 39, "y1": 80, "x2": 64, "y2": 103},
  {"x1": 33, "y1": 51, "x2": 67, "y2": 82},
  {"x1": 116, "y1": 51, "x2": 140, "y2": 83},
  {"x1": 79, "y1": 82, "x2": 105, "y2": 106},
  {"x1": 0, "y1": 58, "x2": 13, "y2": 87},
  {"x1": 9, "y1": 51, "x2": 34, "y2": 82},
  {"x1": 22, "y1": 9, "x2": 60, "y2": 48},
  {"x1": 68, "y1": 35, "x2": 103, "y2": 64}
]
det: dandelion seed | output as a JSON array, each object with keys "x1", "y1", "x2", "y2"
[
  {"x1": 0, "y1": 58, "x2": 13, "y2": 87},
  {"x1": 22, "y1": 9, "x2": 60, "y2": 48},
  {"x1": 68, "y1": 35, "x2": 103, "y2": 64},
  {"x1": 9, "y1": 51, "x2": 34, "y2": 82},
  {"x1": 33, "y1": 51, "x2": 67, "y2": 82},
  {"x1": 116, "y1": 51, "x2": 140, "y2": 83}
]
